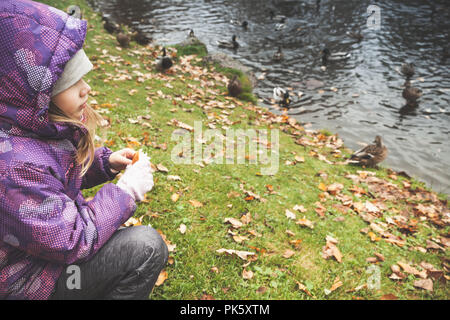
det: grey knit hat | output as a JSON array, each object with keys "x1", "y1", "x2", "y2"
[{"x1": 52, "y1": 49, "x2": 93, "y2": 97}]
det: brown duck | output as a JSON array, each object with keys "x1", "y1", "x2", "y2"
[
  {"x1": 116, "y1": 29, "x2": 130, "y2": 48},
  {"x1": 349, "y1": 135, "x2": 388, "y2": 167},
  {"x1": 401, "y1": 63, "x2": 415, "y2": 78},
  {"x1": 227, "y1": 75, "x2": 242, "y2": 97},
  {"x1": 402, "y1": 80, "x2": 422, "y2": 106}
]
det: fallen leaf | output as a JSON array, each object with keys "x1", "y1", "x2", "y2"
[
  {"x1": 282, "y1": 249, "x2": 295, "y2": 259},
  {"x1": 156, "y1": 163, "x2": 169, "y2": 173},
  {"x1": 171, "y1": 193, "x2": 180, "y2": 202},
  {"x1": 380, "y1": 294, "x2": 398, "y2": 300},
  {"x1": 216, "y1": 248, "x2": 256, "y2": 260},
  {"x1": 155, "y1": 269, "x2": 168, "y2": 286},
  {"x1": 167, "y1": 175, "x2": 181, "y2": 181},
  {"x1": 293, "y1": 204, "x2": 307, "y2": 213},
  {"x1": 296, "y1": 281, "x2": 313, "y2": 297},
  {"x1": 224, "y1": 217, "x2": 243, "y2": 228},
  {"x1": 296, "y1": 217, "x2": 314, "y2": 229},
  {"x1": 189, "y1": 199, "x2": 203, "y2": 208},
  {"x1": 318, "y1": 182, "x2": 327, "y2": 192},
  {"x1": 397, "y1": 261, "x2": 428, "y2": 279},
  {"x1": 285, "y1": 209, "x2": 296, "y2": 220},
  {"x1": 322, "y1": 237, "x2": 342, "y2": 263},
  {"x1": 178, "y1": 223, "x2": 187, "y2": 234},
  {"x1": 329, "y1": 276, "x2": 343, "y2": 292},
  {"x1": 413, "y1": 279, "x2": 433, "y2": 292},
  {"x1": 256, "y1": 286, "x2": 267, "y2": 294},
  {"x1": 242, "y1": 269, "x2": 254, "y2": 280}
]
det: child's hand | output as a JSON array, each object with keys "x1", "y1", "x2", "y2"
[{"x1": 109, "y1": 148, "x2": 135, "y2": 173}]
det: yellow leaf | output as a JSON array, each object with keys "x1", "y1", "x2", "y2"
[
  {"x1": 171, "y1": 193, "x2": 180, "y2": 202},
  {"x1": 318, "y1": 182, "x2": 327, "y2": 192}
]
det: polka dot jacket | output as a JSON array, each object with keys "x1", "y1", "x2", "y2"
[{"x1": 0, "y1": 0, "x2": 137, "y2": 299}]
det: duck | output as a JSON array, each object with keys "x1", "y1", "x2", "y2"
[
  {"x1": 227, "y1": 75, "x2": 242, "y2": 97},
  {"x1": 230, "y1": 20, "x2": 248, "y2": 29},
  {"x1": 269, "y1": 10, "x2": 286, "y2": 23},
  {"x1": 273, "y1": 87, "x2": 291, "y2": 108},
  {"x1": 349, "y1": 135, "x2": 388, "y2": 167},
  {"x1": 402, "y1": 80, "x2": 422, "y2": 106},
  {"x1": 346, "y1": 30, "x2": 363, "y2": 42},
  {"x1": 155, "y1": 47, "x2": 173, "y2": 72},
  {"x1": 273, "y1": 46, "x2": 284, "y2": 61},
  {"x1": 275, "y1": 23, "x2": 286, "y2": 31},
  {"x1": 102, "y1": 16, "x2": 120, "y2": 34},
  {"x1": 67, "y1": 5, "x2": 82, "y2": 19},
  {"x1": 217, "y1": 35, "x2": 240, "y2": 49},
  {"x1": 321, "y1": 47, "x2": 351, "y2": 65},
  {"x1": 116, "y1": 28, "x2": 130, "y2": 48},
  {"x1": 400, "y1": 62, "x2": 415, "y2": 78},
  {"x1": 131, "y1": 29, "x2": 152, "y2": 46}
]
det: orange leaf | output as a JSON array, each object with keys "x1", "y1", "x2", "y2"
[
  {"x1": 189, "y1": 199, "x2": 203, "y2": 208},
  {"x1": 155, "y1": 269, "x2": 168, "y2": 286}
]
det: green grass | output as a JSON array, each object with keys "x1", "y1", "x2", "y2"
[{"x1": 43, "y1": 0, "x2": 449, "y2": 300}]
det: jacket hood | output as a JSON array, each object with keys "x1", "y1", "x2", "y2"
[{"x1": 0, "y1": 0, "x2": 88, "y2": 141}]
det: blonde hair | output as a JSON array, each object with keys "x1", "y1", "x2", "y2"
[{"x1": 48, "y1": 102, "x2": 104, "y2": 176}]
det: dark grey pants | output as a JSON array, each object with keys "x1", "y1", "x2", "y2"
[{"x1": 50, "y1": 225, "x2": 168, "y2": 300}]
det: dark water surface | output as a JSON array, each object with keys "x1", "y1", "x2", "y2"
[{"x1": 88, "y1": 0, "x2": 450, "y2": 194}]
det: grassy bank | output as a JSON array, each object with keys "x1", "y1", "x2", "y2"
[{"x1": 43, "y1": 1, "x2": 449, "y2": 300}]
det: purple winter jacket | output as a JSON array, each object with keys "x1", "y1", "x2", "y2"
[{"x1": 0, "y1": 0, "x2": 137, "y2": 299}]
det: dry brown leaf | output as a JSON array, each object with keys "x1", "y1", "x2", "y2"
[
  {"x1": 329, "y1": 276, "x2": 343, "y2": 292},
  {"x1": 282, "y1": 249, "x2": 295, "y2": 259},
  {"x1": 216, "y1": 248, "x2": 256, "y2": 260},
  {"x1": 397, "y1": 261, "x2": 428, "y2": 279},
  {"x1": 156, "y1": 163, "x2": 169, "y2": 173},
  {"x1": 224, "y1": 217, "x2": 243, "y2": 228},
  {"x1": 380, "y1": 294, "x2": 398, "y2": 300},
  {"x1": 242, "y1": 269, "x2": 254, "y2": 280},
  {"x1": 296, "y1": 217, "x2": 314, "y2": 229},
  {"x1": 293, "y1": 204, "x2": 307, "y2": 213},
  {"x1": 322, "y1": 238, "x2": 342, "y2": 263},
  {"x1": 155, "y1": 269, "x2": 168, "y2": 286},
  {"x1": 296, "y1": 281, "x2": 313, "y2": 297},
  {"x1": 413, "y1": 278, "x2": 433, "y2": 291},
  {"x1": 189, "y1": 199, "x2": 203, "y2": 208}
]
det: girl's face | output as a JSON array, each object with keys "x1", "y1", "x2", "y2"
[{"x1": 51, "y1": 78, "x2": 91, "y2": 122}]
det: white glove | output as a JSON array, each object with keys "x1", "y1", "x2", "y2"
[{"x1": 116, "y1": 150, "x2": 154, "y2": 202}]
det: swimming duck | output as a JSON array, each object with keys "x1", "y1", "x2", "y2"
[
  {"x1": 346, "y1": 30, "x2": 363, "y2": 42},
  {"x1": 102, "y1": 16, "x2": 120, "y2": 34},
  {"x1": 269, "y1": 10, "x2": 286, "y2": 23},
  {"x1": 227, "y1": 75, "x2": 242, "y2": 97},
  {"x1": 273, "y1": 87, "x2": 291, "y2": 108},
  {"x1": 273, "y1": 46, "x2": 284, "y2": 61},
  {"x1": 349, "y1": 135, "x2": 388, "y2": 167},
  {"x1": 402, "y1": 80, "x2": 422, "y2": 106},
  {"x1": 67, "y1": 5, "x2": 82, "y2": 19},
  {"x1": 116, "y1": 29, "x2": 130, "y2": 48},
  {"x1": 155, "y1": 47, "x2": 173, "y2": 72},
  {"x1": 275, "y1": 23, "x2": 286, "y2": 31},
  {"x1": 230, "y1": 20, "x2": 248, "y2": 29},
  {"x1": 321, "y1": 48, "x2": 351, "y2": 65},
  {"x1": 131, "y1": 29, "x2": 152, "y2": 46},
  {"x1": 400, "y1": 63, "x2": 415, "y2": 78},
  {"x1": 217, "y1": 35, "x2": 240, "y2": 49}
]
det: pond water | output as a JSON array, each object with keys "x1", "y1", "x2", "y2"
[{"x1": 88, "y1": 0, "x2": 450, "y2": 195}]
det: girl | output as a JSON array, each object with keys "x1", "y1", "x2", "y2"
[{"x1": 0, "y1": 0, "x2": 167, "y2": 299}]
